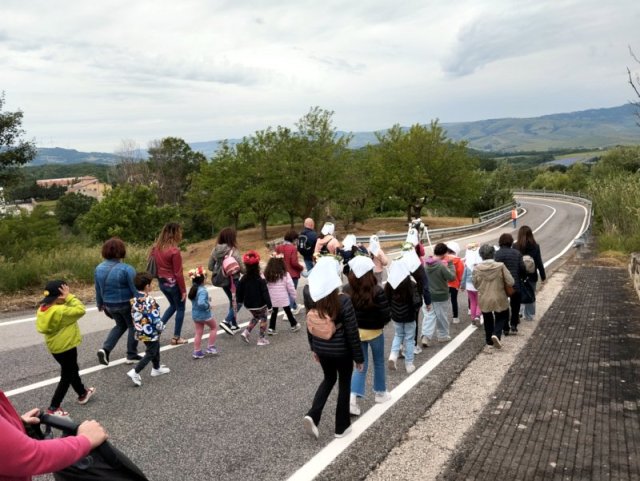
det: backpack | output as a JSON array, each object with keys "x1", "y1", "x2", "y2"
[
  {"x1": 222, "y1": 252, "x2": 241, "y2": 277},
  {"x1": 306, "y1": 309, "x2": 341, "y2": 340},
  {"x1": 522, "y1": 255, "x2": 536, "y2": 274},
  {"x1": 297, "y1": 233, "x2": 312, "y2": 256}
]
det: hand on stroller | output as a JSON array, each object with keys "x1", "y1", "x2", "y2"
[
  {"x1": 21, "y1": 407, "x2": 42, "y2": 425},
  {"x1": 77, "y1": 420, "x2": 109, "y2": 449}
]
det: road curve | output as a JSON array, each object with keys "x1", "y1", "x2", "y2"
[{"x1": 0, "y1": 196, "x2": 588, "y2": 481}]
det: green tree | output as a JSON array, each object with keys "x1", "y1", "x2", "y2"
[
  {"x1": 55, "y1": 192, "x2": 97, "y2": 227},
  {"x1": 370, "y1": 121, "x2": 481, "y2": 220},
  {"x1": 592, "y1": 146, "x2": 640, "y2": 178},
  {"x1": 0, "y1": 93, "x2": 37, "y2": 185},
  {"x1": 79, "y1": 185, "x2": 178, "y2": 243},
  {"x1": 147, "y1": 137, "x2": 206, "y2": 206}
]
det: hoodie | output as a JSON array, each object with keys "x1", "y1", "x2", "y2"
[
  {"x1": 424, "y1": 256, "x2": 456, "y2": 302},
  {"x1": 472, "y1": 260, "x2": 514, "y2": 313},
  {"x1": 208, "y1": 243, "x2": 245, "y2": 288},
  {"x1": 35, "y1": 295, "x2": 85, "y2": 354}
]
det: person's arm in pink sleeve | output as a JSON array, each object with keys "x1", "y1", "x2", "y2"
[
  {"x1": 285, "y1": 274, "x2": 296, "y2": 299},
  {"x1": 0, "y1": 415, "x2": 92, "y2": 478}
]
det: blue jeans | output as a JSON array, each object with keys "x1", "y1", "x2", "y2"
[
  {"x1": 303, "y1": 258, "x2": 314, "y2": 272},
  {"x1": 103, "y1": 305, "x2": 139, "y2": 359},
  {"x1": 222, "y1": 284, "x2": 243, "y2": 326},
  {"x1": 351, "y1": 333, "x2": 386, "y2": 398},
  {"x1": 289, "y1": 277, "x2": 299, "y2": 310},
  {"x1": 522, "y1": 280, "x2": 537, "y2": 319},
  {"x1": 159, "y1": 280, "x2": 185, "y2": 337},
  {"x1": 391, "y1": 321, "x2": 416, "y2": 363},
  {"x1": 421, "y1": 301, "x2": 449, "y2": 340}
]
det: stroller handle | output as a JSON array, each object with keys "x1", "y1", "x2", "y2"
[{"x1": 39, "y1": 412, "x2": 79, "y2": 435}]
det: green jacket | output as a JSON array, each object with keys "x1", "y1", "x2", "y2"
[
  {"x1": 36, "y1": 294, "x2": 86, "y2": 354},
  {"x1": 425, "y1": 256, "x2": 456, "y2": 302}
]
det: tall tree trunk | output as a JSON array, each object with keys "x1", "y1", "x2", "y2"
[
  {"x1": 261, "y1": 217, "x2": 268, "y2": 240},
  {"x1": 289, "y1": 212, "x2": 295, "y2": 229},
  {"x1": 406, "y1": 204, "x2": 412, "y2": 222}
]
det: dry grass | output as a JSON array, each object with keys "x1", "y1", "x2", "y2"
[{"x1": 1, "y1": 216, "x2": 470, "y2": 314}]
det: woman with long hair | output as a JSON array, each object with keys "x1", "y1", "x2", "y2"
[
  {"x1": 150, "y1": 222, "x2": 187, "y2": 345},
  {"x1": 514, "y1": 225, "x2": 546, "y2": 321},
  {"x1": 302, "y1": 256, "x2": 364, "y2": 439},
  {"x1": 343, "y1": 255, "x2": 391, "y2": 416},
  {"x1": 208, "y1": 227, "x2": 245, "y2": 335}
]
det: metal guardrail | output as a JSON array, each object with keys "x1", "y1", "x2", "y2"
[
  {"x1": 513, "y1": 190, "x2": 593, "y2": 240},
  {"x1": 354, "y1": 191, "x2": 593, "y2": 246}
]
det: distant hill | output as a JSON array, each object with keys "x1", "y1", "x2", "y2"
[
  {"x1": 32, "y1": 147, "x2": 118, "y2": 165},
  {"x1": 30, "y1": 104, "x2": 640, "y2": 164}
]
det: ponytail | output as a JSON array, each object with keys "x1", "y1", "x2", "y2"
[{"x1": 188, "y1": 275, "x2": 205, "y2": 300}]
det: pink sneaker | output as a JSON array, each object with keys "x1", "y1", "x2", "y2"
[{"x1": 257, "y1": 337, "x2": 270, "y2": 346}]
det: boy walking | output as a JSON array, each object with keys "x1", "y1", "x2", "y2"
[
  {"x1": 36, "y1": 280, "x2": 95, "y2": 416},
  {"x1": 127, "y1": 272, "x2": 170, "y2": 387},
  {"x1": 421, "y1": 243, "x2": 456, "y2": 345}
]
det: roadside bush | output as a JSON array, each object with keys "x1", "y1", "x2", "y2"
[
  {"x1": 0, "y1": 243, "x2": 148, "y2": 293},
  {"x1": 0, "y1": 206, "x2": 60, "y2": 261}
]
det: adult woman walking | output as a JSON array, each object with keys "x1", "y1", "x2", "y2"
[
  {"x1": 208, "y1": 227, "x2": 245, "y2": 335},
  {"x1": 302, "y1": 256, "x2": 364, "y2": 439},
  {"x1": 494, "y1": 233, "x2": 526, "y2": 335},
  {"x1": 151, "y1": 222, "x2": 187, "y2": 345},
  {"x1": 95, "y1": 237, "x2": 141, "y2": 366},
  {"x1": 514, "y1": 225, "x2": 546, "y2": 321},
  {"x1": 343, "y1": 255, "x2": 391, "y2": 416},
  {"x1": 472, "y1": 244, "x2": 514, "y2": 351},
  {"x1": 275, "y1": 229, "x2": 304, "y2": 314}
]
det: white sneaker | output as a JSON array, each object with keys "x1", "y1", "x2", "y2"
[
  {"x1": 452, "y1": 317, "x2": 460, "y2": 324},
  {"x1": 349, "y1": 400, "x2": 361, "y2": 416},
  {"x1": 335, "y1": 426, "x2": 352, "y2": 438},
  {"x1": 491, "y1": 335, "x2": 502, "y2": 349},
  {"x1": 127, "y1": 369, "x2": 142, "y2": 386},
  {"x1": 374, "y1": 391, "x2": 392, "y2": 404},
  {"x1": 303, "y1": 416, "x2": 319, "y2": 439},
  {"x1": 388, "y1": 354, "x2": 398, "y2": 371},
  {"x1": 406, "y1": 363, "x2": 416, "y2": 374},
  {"x1": 421, "y1": 336, "x2": 431, "y2": 347},
  {"x1": 413, "y1": 345, "x2": 423, "y2": 355},
  {"x1": 151, "y1": 365, "x2": 171, "y2": 377},
  {"x1": 291, "y1": 306, "x2": 303, "y2": 315}
]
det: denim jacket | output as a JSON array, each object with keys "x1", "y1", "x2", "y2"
[
  {"x1": 95, "y1": 260, "x2": 138, "y2": 309},
  {"x1": 191, "y1": 285, "x2": 212, "y2": 322}
]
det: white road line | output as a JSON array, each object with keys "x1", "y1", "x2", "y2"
[
  {"x1": 287, "y1": 325, "x2": 478, "y2": 481},
  {"x1": 5, "y1": 308, "x2": 295, "y2": 398},
  {"x1": 287, "y1": 199, "x2": 587, "y2": 481}
]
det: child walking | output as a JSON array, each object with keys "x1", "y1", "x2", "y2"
[
  {"x1": 188, "y1": 266, "x2": 219, "y2": 358},
  {"x1": 237, "y1": 250, "x2": 273, "y2": 346},
  {"x1": 265, "y1": 253, "x2": 301, "y2": 335},
  {"x1": 127, "y1": 272, "x2": 170, "y2": 387},
  {"x1": 385, "y1": 262, "x2": 422, "y2": 374},
  {"x1": 36, "y1": 280, "x2": 95, "y2": 416}
]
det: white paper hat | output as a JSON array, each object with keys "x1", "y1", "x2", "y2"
[
  {"x1": 348, "y1": 255, "x2": 375, "y2": 278},
  {"x1": 401, "y1": 248, "x2": 421, "y2": 273},
  {"x1": 406, "y1": 228, "x2": 419, "y2": 246},
  {"x1": 368, "y1": 235, "x2": 380, "y2": 256},
  {"x1": 387, "y1": 260, "x2": 410, "y2": 289},
  {"x1": 309, "y1": 256, "x2": 342, "y2": 301},
  {"x1": 446, "y1": 241, "x2": 460, "y2": 256},
  {"x1": 342, "y1": 234, "x2": 357, "y2": 251},
  {"x1": 321, "y1": 222, "x2": 335, "y2": 236}
]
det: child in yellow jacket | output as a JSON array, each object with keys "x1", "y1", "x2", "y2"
[{"x1": 36, "y1": 280, "x2": 95, "y2": 416}]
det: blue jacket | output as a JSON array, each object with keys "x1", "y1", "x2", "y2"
[
  {"x1": 95, "y1": 260, "x2": 138, "y2": 309},
  {"x1": 298, "y1": 227, "x2": 318, "y2": 260},
  {"x1": 191, "y1": 285, "x2": 212, "y2": 321}
]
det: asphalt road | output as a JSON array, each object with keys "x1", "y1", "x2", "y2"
[{"x1": 1, "y1": 196, "x2": 589, "y2": 481}]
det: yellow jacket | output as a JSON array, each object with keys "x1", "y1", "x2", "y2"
[{"x1": 36, "y1": 294, "x2": 86, "y2": 354}]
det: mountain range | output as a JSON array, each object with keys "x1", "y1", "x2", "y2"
[{"x1": 31, "y1": 104, "x2": 639, "y2": 165}]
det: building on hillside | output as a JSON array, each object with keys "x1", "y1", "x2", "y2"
[
  {"x1": 36, "y1": 176, "x2": 95, "y2": 188},
  {"x1": 67, "y1": 177, "x2": 111, "y2": 201}
]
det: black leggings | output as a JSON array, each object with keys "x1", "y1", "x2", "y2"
[
  {"x1": 449, "y1": 287, "x2": 459, "y2": 318},
  {"x1": 269, "y1": 306, "x2": 297, "y2": 330},
  {"x1": 50, "y1": 348, "x2": 85, "y2": 409}
]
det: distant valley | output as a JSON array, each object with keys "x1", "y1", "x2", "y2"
[{"x1": 31, "y1": 104, "x2": 639, "y2": 165}]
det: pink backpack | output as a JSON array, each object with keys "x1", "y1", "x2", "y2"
[{"x1": 222, "y1": 252, "x2": 240, "y2": 277}]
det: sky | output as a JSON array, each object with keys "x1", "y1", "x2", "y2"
[{"x1": 1, "y1": 0, "x2": 639, "y2": 152}]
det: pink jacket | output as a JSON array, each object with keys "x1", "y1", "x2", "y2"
[
  {"x1": 0, "y1": 391, "x2": 91, "y2": 481},
  {"x1": 266, "y1": 274, "x2": 296, "y2": 308}
]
